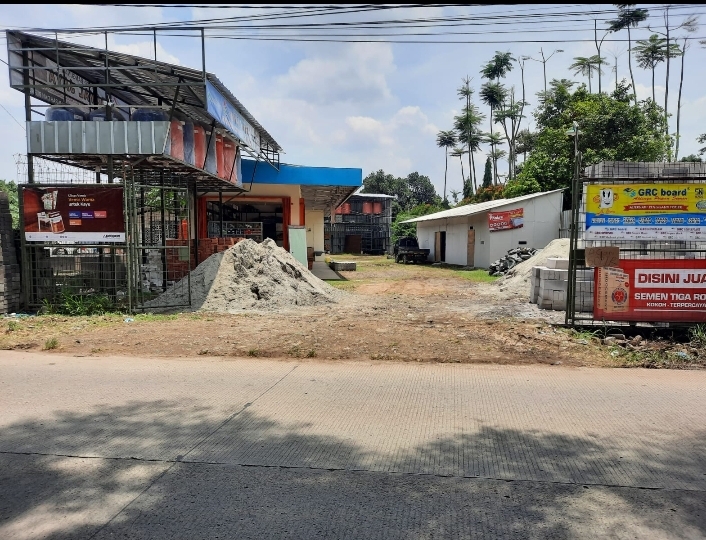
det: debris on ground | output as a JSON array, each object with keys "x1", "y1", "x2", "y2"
[
  {"x1": 488, "y1": 247, "x2": 537, "y2": 276},
  {"x1": 144, "y1": 238, "x2": 344, "y2": 313},
  {"x1": 495, "y1": 239, "x2": 570, "y2": 299}
]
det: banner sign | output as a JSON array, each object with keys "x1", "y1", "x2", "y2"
[
  {"x1": 594, "y1": 259, "x2": 706, "y2": 323},
  {"x1": 488, "y1": 208, "x2": 524, "y2": 232},
  {"x1": 585, "y1": 184, "x2": 706, "y2": 241},
  {"x1": 205, "y1": 80, "x2": 261, "y2": 154},
  {"x1": 22, "y1": 186, "x2": 125, "y2": 243}
]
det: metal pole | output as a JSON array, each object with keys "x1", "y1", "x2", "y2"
[
  {"x1": 160, "y1": 170, "x2": 167, "y2": 292},
  {"x1": 21, "y1": 46, "x2": 34, "y2": 184},
  {"x1": 193, "y1": 182, "x2": 199, "y2": 267},
  {"x1": 201, "y1": 28, "x2": 206, "y2": 82},
  {"x1": 125, "y1": 169, "x2": 133, "y2": 313},
  {"x1": 219, "y1": 190, "x2": 223, "y2": 237}
]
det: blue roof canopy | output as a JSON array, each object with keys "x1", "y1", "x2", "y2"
[{"x1": 242, "y1": 160, "x2": 361, "y2": 187}]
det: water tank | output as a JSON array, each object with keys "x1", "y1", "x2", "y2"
[
  {"x1": 88, "y1": 108, "x2": 127, "y2": 121},
  {"x1": 341, "y1": 203, "x2": 351, "y2": 214},
  {"x1": 169, "y1": 120, "x2": 184, "y2": 161},
  {"x1": 223, "y1": 138, "x2": 236, "y2": 182},
  {"x1": 183, "y1": 121, "x2": 195, "y2": 166},
  {"x1": 373, "y1": 202, "x2": 383, "y2": 214},
  {"x1": 46, "y1": 106, "x2": 85, "y2": 121},
  {"x1": 362, "y1": 201, "x2": 373, "y2": 214},
  {"x1": 131, "y1": 108, "x2": 169, "y2": 121},
  {"x1": 215, "y1": 133, "x2": 225, "y2": 178}
]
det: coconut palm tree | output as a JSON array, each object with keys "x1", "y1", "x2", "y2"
[
  {"x1": 436, "y1": 130, "x2": 457, "y2": 203},
  {"x1": 633, "y1": 34, "x2": 669, "y2": 102},
  {"x1": 569, "y1": 55, "x2": 605, "y2": 93},
  {"x1": 481, "y1": 51, "x2": 515, "y2": 80},
  {"x1": 455, "y1": 77, "x2": 485, "y2": 194},
  {"x1": 608, "y1": 5, "x2": 649, "y2": 102},
  {"x1": 450, "y1": 147, "x2": 469, "y2": 198},
  {"x1": 479, "y1": 82, "x2": 507, "y2": 184}
]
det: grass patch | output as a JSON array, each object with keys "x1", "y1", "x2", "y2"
[
  {"x1": 247, "y1": 348, "x2": 260, "y2": 357},
  {"x1": 43, "y1": 337, "x2": 59, "y2": 350},
  {"x1": 133, "y1": 313, "x2": 179, "y2": 322},
  {"x1": 306, "y1": 349, "x2": 317, "y2": 358},
  {"x1": 6, "y1": 320, "x2": 20, "y2": 332},
  {"x1": 455, "y1": 269, "x2": 500, "y2": 283}
]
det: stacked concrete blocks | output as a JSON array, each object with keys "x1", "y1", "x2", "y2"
[
  {"x1": 529, "y1": 257, "x2": 594, "y2": 312},
  {"x1": 0, "y1": 192, "x2": 21, "y2": 314}
]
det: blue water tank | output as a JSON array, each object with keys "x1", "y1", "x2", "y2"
[
  {"x1": 46, "y1": 107, "x2": 85, "y2": 121},
  {"x1": 89, "y1": 108, "x2": 127, "y2": 121},
  {"x1": 131, "y1": 108, "x2": 169, "y2": 122}
]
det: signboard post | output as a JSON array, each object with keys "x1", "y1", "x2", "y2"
[
  {"x1": 585, "y1": 183, "x2": 706, "y2": 241},
  {"x1": 22, "y1": 185, "x2": 125, "y2": 243},
  {"x1": 488, "y1": 208, "x2": 524, "y2": 232}
]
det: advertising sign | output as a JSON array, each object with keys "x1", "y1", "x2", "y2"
[
  {"x1": 22, "y1": 186, "x2": 125, "y2": 243},
  {"x1": 205, "y1": 80, "x2": 261, "y2": 154},
  {"x1": 488, "y1": 208, "x2": 524, "y2": 232},
  {"x1": 594, "y1": 259, "x2": 706, "y2": 323},
  {"x1": 585, "y1": 183, "x2": 706, "y2": 241}
]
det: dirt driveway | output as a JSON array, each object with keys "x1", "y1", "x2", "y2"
[{"x1": 2, "y1": 255, "x2": 613, "y2": 366}]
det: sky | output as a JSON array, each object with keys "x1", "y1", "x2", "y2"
[{"x1": 1, "y1": 4, "x2": 706, "y2": 200}]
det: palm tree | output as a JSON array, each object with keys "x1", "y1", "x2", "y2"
[
  {"x1": 481, "y1": 52, "x2": 514, "y2": 185},
  {"x1": 633, "y1": 34, "x2": 669, "y2": 102},
  {"x1": 488, "y1": 148, "x2": 508, "y2": 184},
  {"x1": 481, "y1": 51, "x2": 515, "y2": 80},
  {"x1": 483, "y1": 132, "x2": 505, "y2": 186},
  {"x1": 479, "y1": 82, "x2": 507, "y2": 184},
  {"x1": 450, "y1": 147, "x2": 469, "y2": 198},
  {"x1": 675, "y1": 39, "x2": 689, "y2": 160},
  {"x1": 455, "y1": 77, "x2": 484, "y2": 194},
  {"x1": 436, "y1": 130, "x2": 456, "y2": 203},
  {"x1": 608, "y1": 5, "x2": 649, "y2": 102},
  {"x1": 569, "y1": 56, "x2": 605, "y2": 93}
]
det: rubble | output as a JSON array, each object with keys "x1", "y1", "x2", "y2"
[{"x1": 488, "y1": 247, "x2": 537, "y2": 276}]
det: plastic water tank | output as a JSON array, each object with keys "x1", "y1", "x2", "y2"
[
  {"x1": 223, "y1": 138, "x2": 236, "y2": 182},
  {"x1": 373, "y1": 202, "x2": 383, "y2": 214},
  {"x1": 193, "y1": 125, "x2": 207, "y2": 168},
  {"x1": 362, "y1": 202, "x2": 373, "y2": 214},
  {"x1": 169, "y1": 120, "x2": 184, "y2": 161},
  {"x1": 46, "y1": 107, "x2": 85, "y2": 121},
  {"x1": 131, "y1": 108, "x2": 169, "y2": 122},
  {"x1": 183, "y1": 121, "x2": 195, "y2": 166},
  {"x1": 88, "y1": 108, "x2": 127, "y2": 121},
  {"x1": 215, "y1": 134, "x2": 225, "y2": 178}
]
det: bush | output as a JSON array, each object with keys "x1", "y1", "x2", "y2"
[{"x1": 42, "y1": 290, "x2": 116, "y2": 316}]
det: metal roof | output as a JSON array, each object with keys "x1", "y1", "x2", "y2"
[
  {"x1": 401, "y1": 190, "x2": 564, "y2": 223},
  {"x1": 5, "y1": 30, "x2": 281, "y2": 154},
  {"x1": 350, "y1": 192, "x2": 397, "y2": 199}
]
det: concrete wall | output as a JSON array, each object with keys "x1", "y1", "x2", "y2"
[
  {"x1": 305, "y1": 209, "x2": 325, "y2": 252},
  {"x1": 415, "y1": 191, "x2": 563, "y2": 268}
]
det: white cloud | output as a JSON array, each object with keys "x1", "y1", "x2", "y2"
[
  {"x1": 111, "y1": 42, "x2": 181, "y2": 66},
  {"x1": 634, "y1": 82, "x2": 665, "y2": 103},
  {"x1": 277, "y1": 43, "x2": 395, "y2": 105}
]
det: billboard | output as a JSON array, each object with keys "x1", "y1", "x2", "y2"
[
  {"x1": 585, "y1": 183, "x2": 706, "y2": 241},
  {"x1": 594, "y1": 259, "x2": 706, "y2": 323},
  {"x1": 22, "y1": 186, "x2": 125, "y2": 243},
  {"x1": 488, "y1": 208, "x2": 524, "y2": 232},
  {"x1": 205, "y1": 80, "x2": 260, "y2": 155}
]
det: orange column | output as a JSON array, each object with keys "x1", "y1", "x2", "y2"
[
  {"x1": 299, "y1": 198, "x2": 305, "y2": 226},
  {"x1": 282, "y1": 196, "x2": 291, "y2": 251}
]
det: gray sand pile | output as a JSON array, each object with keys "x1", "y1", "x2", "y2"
[
  {"x1": 144, "y1": 238, "x2": 344, "y2": 312},
  {"x1": 495, "y1": 238, "x2": 570, "y2": 299}
]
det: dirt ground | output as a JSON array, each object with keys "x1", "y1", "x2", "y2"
[{"x1": 2, "y1": 255, "x2": 620, "y2": 367}]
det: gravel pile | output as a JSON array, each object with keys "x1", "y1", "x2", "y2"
[
  {"x1": 144, "y1": 238, "x2": 344, "y2": 313},
  {"x1": 495, "y1": 238, "x2": 570, "y2": 299}
]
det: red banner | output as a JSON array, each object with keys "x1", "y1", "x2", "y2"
[
  {"x1": 22, "y1": 186, "x2": 125, "y2": 243},
  {"x1": 594, "y1": 259, "x2": 706, "y2": 322},
  {"x1": 488, "y1": 208, "x2": 524, "y2": 232}
]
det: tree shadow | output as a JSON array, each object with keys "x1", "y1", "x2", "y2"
[{"x1": 1, "y1": 401, "x2": 704, "y2": 539}]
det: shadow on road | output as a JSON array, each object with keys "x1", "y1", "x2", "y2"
[{"x1": 1, "y1": 400, "x2": 704, "y2": 539}]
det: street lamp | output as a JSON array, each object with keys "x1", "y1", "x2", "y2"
[{"x1": 527, "y1": 48, "x2": 564, "y2": 93}]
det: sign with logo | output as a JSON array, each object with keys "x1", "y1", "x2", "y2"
[
  {"x1": 22, "y1": 186, "x2": 125, "y2": 243},
  {"x1": 585, "y1": 183, "x2": 706, "y2": 241},
  {"x1": 488, "y1": 208, "x2": 524, "y2": 232},
  {"x1": 594, "y1": 259, "x2": 706, "y2": 322},
  {"x1": 205, "y1": 80, "x2": 261, "y2": 154}
]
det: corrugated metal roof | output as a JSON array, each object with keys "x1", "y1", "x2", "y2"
[{"x1": 401, "y1": 190, "x2": 563, "y2": 223}]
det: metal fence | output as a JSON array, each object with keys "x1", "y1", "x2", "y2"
[{"x1": 566, "y1": 162, "x2": 706, "y2": 327}]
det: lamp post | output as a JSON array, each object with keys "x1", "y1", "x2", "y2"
[{"x1": 527, "y1": 48, "x2": 564, "y2": 93}]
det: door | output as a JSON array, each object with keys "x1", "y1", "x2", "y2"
[
  {"x1": 467, "y1": 229, "x2": 475, "y2": 267},
  {"x1": 434, "y1": 232, "x2": 441, "y2": 262},
  {"x1": 344, "y1": 234, "x2": 362, "y2": 254},
  {"x1": 439, "y1": 231, "x2": 446, "y2": 262}
]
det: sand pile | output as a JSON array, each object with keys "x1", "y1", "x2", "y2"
[
  {"x1": 495, "y1": 238, "x2": 570, "y2": 299},
  {"x1": 144, "y1": 238, "x2": 344, "y2": 312}
]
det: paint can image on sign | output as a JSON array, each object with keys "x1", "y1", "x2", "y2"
[{"x1": 585, "y1": 183, "x2": 706, "y2": 241}]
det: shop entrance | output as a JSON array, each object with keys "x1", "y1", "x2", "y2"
[{"x1": 206, "y1": 201, "x2": 284, "y2": 246}]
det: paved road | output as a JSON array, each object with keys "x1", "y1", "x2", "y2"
[{"x1": 1, "y1": 352, "x2": 704, "y2": 539}]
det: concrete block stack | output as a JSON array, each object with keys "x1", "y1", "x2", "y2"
[
  {"x1": 0, "y1": 192, "x2": 21, "y2": 314},
  {"x1": 529, "y1": 257, "x2": 594, "y2": 312}
]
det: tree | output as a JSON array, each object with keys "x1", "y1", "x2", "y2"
[
  {"x1": 697, "y1": 133, "x2": 706, "y2": 156},
  {"x1": 482, "y1": 157, "x2": 493, "y2": 189},
  {"x1": 405, "y1": 172, "x2": 440, "y2": 209},
  {"x1": 483, "y1": 131, "x2": 505, "y2": 185},
  {"x1": 361, "y1": 169, "x2": 400, "y2": 196},
  {"x1": 505, "y1": 82, "x2": 669, "y2": 198},
  {"x1": 675, "y1": 39, "x2": 689, "y2": 160},
  {"x1": 608, "y1": 4, "x2": 649, "y2": 103},
  {"x1": 633, "y1": 34, "x2": 672, "y2": 102},
  {"x1": 515, "y1": 129, "x2": 538, "y2": 161},
  {"x1": 450, "y1": 147, "x2": 469, "y2": 199},
  {"x1": 569, "y1": 55, "x2": 605, "y2": 93},
  {"x1": 479, "y1": 82, "x2": 508, "y2": 184},
  {"x1": 391, "y1": 203, "x2": 444, "y2": 243},
  {"x1": 449, "y1": 189, "x2": 461, "y2": 204},
  {"x1": 361, "y1": 170, "x2": 440, "y2": 216},
  {"x1": 455, "y1": 77, "x2": 485, "y2": 195},
  {"x1": 594, "y1": 20, "x2": 611, "y2": 93},
  {"x1": 0, "y1": 180, "x2": 20, "y2": 228},
  {"x1": 480, "y1": 51, "x2": 514, "y2": 185},
  {"x1": 680, "y1": 154, "x2": 702, "y2": 162},
  {"x1": 436, "y1": 130, "x2": 456, "y2": 203}
]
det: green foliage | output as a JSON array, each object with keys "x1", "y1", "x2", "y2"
[
  {"x1": 43, "y1": 337, "x2": 59, "y2": 350},
  {"x1": 42, "y1": 290, "x2": 116, "y2": 316},
  {"x1": 361, "y1": 170, "x2": 440, "y2": 216},
  {"x1": 680, "y1": 154, "x2": 702, "y2": 162},
  {"x1": 506, "y1": 81, "x2": 669, "y2": 197},
  {"x1": 463, "y1": 185, "x2": 504, "y2": 204},
  {"x1": 0, "y1": 180, "x2": 20, "y2": 229},
  {"x1": 482, "y1": 158, "x2": 493, "y2": 188},
  {"x1": 391, "y1": 203, "x2": 444, "y2": 242}
]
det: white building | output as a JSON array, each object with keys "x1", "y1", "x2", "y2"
[{"x1": 402, "y1": 190, "x2": 564, "y2": 268}]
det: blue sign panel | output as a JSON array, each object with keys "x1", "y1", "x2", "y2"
[{"x1": 205, "y1": 80, "x2": 261, "y2": 154}]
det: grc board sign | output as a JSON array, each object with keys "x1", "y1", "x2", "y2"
[
  {"x1": 585, "y1": 183, "x2": 706, "y2": 241},
  {"x1": 488, "y1": 208, "x2": 524, "y2": 232},
  {"x1": 594, "y1": 259, "x2": 706, "y2": 323},
  {"x1": 205, "y1": 80, "x2": 261, "y2": 154},
  {"x1": 22, "y1": 186, "x2": 125, "y2": 243}
]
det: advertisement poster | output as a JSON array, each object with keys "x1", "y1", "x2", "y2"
[
  {"x1": 205, "y1": 80, "x2": 260, "y2": 156},
  {"x1": 22, "y1": 186, "x2": 125, "y2": 243},
  {"x1": 585, "y1": 183, "x2": 706, "y2": 241},
  {"x1": 488, "y1": 208, "x2": 524, "y2": 232},
  {"x1": 594, "y1": 259, "x2": 706, "y2": 323}
]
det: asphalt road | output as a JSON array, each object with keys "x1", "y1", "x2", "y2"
[{"x1": 1, "y1": 352, "x2": 705, "y2": 539}]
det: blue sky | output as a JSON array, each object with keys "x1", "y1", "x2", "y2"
[{"x1": 1, "y1": 4, "x2": 705, "y2": 198}]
